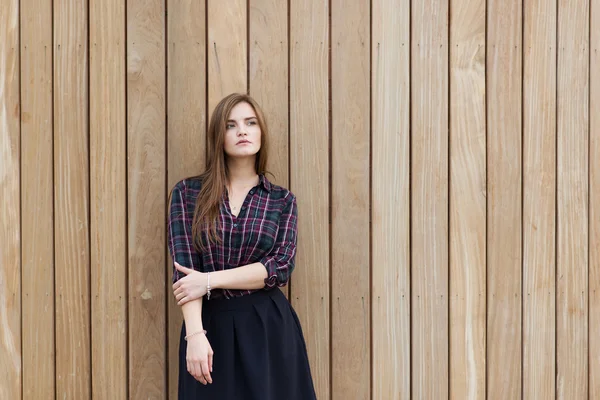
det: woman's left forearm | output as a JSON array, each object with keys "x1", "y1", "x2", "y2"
[{"x1": 211, "y1": 262, "x2": 268, "y2": 290}]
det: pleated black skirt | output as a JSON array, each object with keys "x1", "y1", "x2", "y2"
[{"x1": 178, "y1": 287, "x2": 317, "y2": 400}]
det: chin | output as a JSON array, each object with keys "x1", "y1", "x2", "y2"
[
  {"x1": 227, "y1": 145, "x2": 259, "y2": 156},
  {"x1": 227, "y1": 150, "x2": 259, "y2": 159}
]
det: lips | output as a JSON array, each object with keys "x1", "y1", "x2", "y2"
[{"x1": 236, "y1": 140, "x2": 251, "y2": 145}]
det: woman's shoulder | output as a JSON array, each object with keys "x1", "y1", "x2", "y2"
[
  {"x1": 265, "y1": 181, "x2": 296, "y2": 208},
  {"x1": 270, "y1": 184, "x2": 294, "y2": 198},
  {"x1": 171, "y1": 176, "x2": 203, "y2": 194},
  {"x1": 259, "y1": 174, "x2": 293, "y2": 199},
  {"x1": 170, "y1": 177, "x2": 203, "y2": 209}
]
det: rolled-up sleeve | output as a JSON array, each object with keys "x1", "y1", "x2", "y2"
[
  {"x1": 167, "y1": 182, "x2": 201, "y2": 283},
  {"x1": 260, "y1": 195, "x2": 298, "y2": 289}
]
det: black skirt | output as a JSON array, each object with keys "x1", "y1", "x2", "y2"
[{"x1": 178, "y1": 287, "x2": 317, "y2": 399}]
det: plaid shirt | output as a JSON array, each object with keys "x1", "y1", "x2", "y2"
[{"x1": 167, "y1": 174, "x2": 297, "y2": 299}]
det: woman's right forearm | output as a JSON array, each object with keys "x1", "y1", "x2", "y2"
[{"x1": 181, "y1": 298, "x2": 204, "y2": 334}]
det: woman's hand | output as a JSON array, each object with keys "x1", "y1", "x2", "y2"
[
  {"x1": 173, "y1": 262, "x2": 208, "y2": 305},
  {"x1": 186, "y1": 332, "x2": 214, "y2": 384}
]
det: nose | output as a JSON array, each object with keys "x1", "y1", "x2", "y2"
[{"x1": 237, "y1": 126, "x2": 248, "y2": 136}]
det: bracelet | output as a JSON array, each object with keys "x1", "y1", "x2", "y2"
[
  {"x1": 184, "y1": 330, "x2": 207, "y2": 341},
  {"x1": 206, "y1": 272, "x2": 211, "y2": 300}
]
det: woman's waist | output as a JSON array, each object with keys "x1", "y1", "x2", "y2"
[{"x1": 203, "y1": 287, "x2": 285, "y2": 313}]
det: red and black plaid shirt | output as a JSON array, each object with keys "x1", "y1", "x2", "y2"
[{"x1": 167, "y1": 174, "x2": 297, "y2": 299}]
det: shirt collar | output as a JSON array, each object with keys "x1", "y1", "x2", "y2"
[{"x1": 258, "y1": 173, "x2": 272, "y2": 193}]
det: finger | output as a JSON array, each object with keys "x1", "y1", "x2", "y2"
[
  {"x1": 175, "y1": 262, "x2": 194, "y2": 275},
  {"x1": 201, "y1": 361, "x2": 212, "y2": 384},
  {"x1": 190, "y1": 362, "x2": 204, "y2": 384},
  {"x1": 194, "y1": 372, "x2": 206, "y2": 385},
  {"x1": 174, "y1": 289, "x2": 185, "y2": 300},
  {"x1": 196, "y1": 373, "x2": 207, "y2": 385},
  {"x1": 172, "y1": 280, "x2": 180, "y2": 290},
  {"x1": 178, "y1": 296, "x2": 189, "y2": 306},
  {"x1": 208, "y1": 352, "x2": 213, "y2": 373},
  {"x1": 187, "y1": 360, "x2": 198, "y2": 381},
  {"x1": 195, "y1": 362, "x2": 207, "y2": 385}
]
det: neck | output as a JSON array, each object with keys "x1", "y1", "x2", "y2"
[{"x1": 226, "y1": 157, "x2": 259, "y2": 185}]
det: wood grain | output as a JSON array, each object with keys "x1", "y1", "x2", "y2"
[
  {"x1": 208, "y1": 0, "x2": 247, "y2": 115},
  {"x1": 331, "y1": 0, "x2": 370, "y2": 398},
  {"x1": 166, "y1": 1, "x2": 207, "y2": 397},
  {"x1": 54, "y1": 0, "x2": 91, "y2": 398},
  {"x1": 411, "y1": 0, "x2": 449, "y2": 398},
  {"x1": 371, "y1": 0, "x2": 410, "y2": 398},
  {"x1": 3, "y1": 3, "x2": 600, "y2": 398},
  {"x1": 20, "y1": 0, "x2": 55, "y2": 397},
  {"x1": 486, "y1": 0, "x2": 522, "y2": 397},
  {"x1": 249, "y1": 0, "x2": 289, "y2": 299},
  {"x1": 249, "y1": 0, "x2": 288, "y2": 186},
  {"x1": 522, "y1": 0, "x2": 556, "y2": 398},
  {"x1": 0, "y1": 1, "x2": 22, "y2": 398},
  {"x1": 127, "y1": 0, "x2": 166, "y2": 397},
  {"x1": 590, "y1": 0, "x2": 600, "y2": 396},
  {"x1": 90, "y1": 0, "x2": 127, "y2": 397},
  {"x1": 289, "y1": 0, "x2": 330, "y2": 398},
  {"x1": 556, "y1": 0, "x2": 589, "y2": 398},
  {"x1": 449, "y1": 0, "x2": 486, "y2": 398}
]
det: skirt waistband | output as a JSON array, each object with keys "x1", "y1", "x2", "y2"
[{"x1": 203, "y1": 287, "x2": 285, "y2": 313}]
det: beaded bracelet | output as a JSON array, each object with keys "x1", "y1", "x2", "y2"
[
  {"x1": 206, "y1": 272, "x2": 212, "y2": 300},
  {"x1": 184, "y1": 330, "x2": 207, "y2": 341}
]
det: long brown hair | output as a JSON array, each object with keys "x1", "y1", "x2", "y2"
[{"x1": 191, "y1": 93, "x2": 269, "y2": 252}]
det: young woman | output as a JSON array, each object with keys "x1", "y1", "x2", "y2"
[{"x1": 167, "y1": 93, "x2": 317, "y2": 399}]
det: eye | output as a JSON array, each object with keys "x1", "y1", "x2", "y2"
[
  {"x1": 247, "y1": 120, "x2": 257, "y2": 126},
  {"x1": 226, "y1": 123, "x2": 235, "y2": 129}
]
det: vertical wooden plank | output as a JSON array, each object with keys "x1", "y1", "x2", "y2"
[
  {"x1": 166, "y1": 1, "x2": 206, "y2": 397},
  {"x1": 54, "y1": 0, "x2": 91, "y2": 398},
  {"x1": 289, "y1": 0, "x2": 330, "y2": 398},
  {"x1": 556, "y1": 0, "x2": 589, "y2": 398},
  {"x1": 449, "y1": 0, "x2": 486, "y2": 398},
  {"x1": 590, "y1": 0, "x2": 600, "y2": 396},
  {"x1": 207, "y1": 0, "x2": 247, "y2": 115},
  {"x1": 248, "y1": 0, "x2": 289, "y2": 298},
  {"x1": 0, "y1": 1, "x2": 21, "y2": 398},
  {"x1": 522, "y1": 0, "x2": 556, "y2": 398},
  {"x1": 20, "y1": 0, "x2": 55, "y2": 397},
  {"x1": 371, "y1": 0, "x2": 410, "y2": 399},
  {"x1": 127, "y1": 0, "x2": 166, "y2": 397},
  {"x1": 249, "y1": 0, "x2": 287, "y2": 186},
  {"x1": 411, "y1": 0, "x2": 449, "y2": 398},
  {"x1": 331, "y1": 0, "x2": 370, "y2": 399},
  {"x1": 89, "y1": 0, "x2": 127, "y2": 398},
  {"x1": 486, "y1": 0, "x2": 522, "y2": 397}
]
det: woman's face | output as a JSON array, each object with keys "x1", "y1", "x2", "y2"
[{"x1": 223, "y1": 101, "x2": 262, "y2": 159}]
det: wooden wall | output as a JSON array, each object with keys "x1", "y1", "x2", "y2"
[{"x1": 0, "y1": 0, "x2": 599, "y2": 399}]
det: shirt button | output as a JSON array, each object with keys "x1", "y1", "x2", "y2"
[
  {"x1": 241, "y1": 206, "x2": 246, "y2": 210},
  {"x1": 249, "y1": 190, "x2": 254, "y2": 195},
  {"x1": 233, "y1": 223, "x2": 238, "y2": 228}
]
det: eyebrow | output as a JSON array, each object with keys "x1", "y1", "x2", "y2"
[{"x1": 227, "y1": 116, "x2": 257, "y2": 123}]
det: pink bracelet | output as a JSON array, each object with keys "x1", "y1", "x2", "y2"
[
  {"x1": 206, "y1": 272, "x2": 211, "y2": 300},
  {"x1": 184, "y1": 330, "x2": 207, "y2": 341}
]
